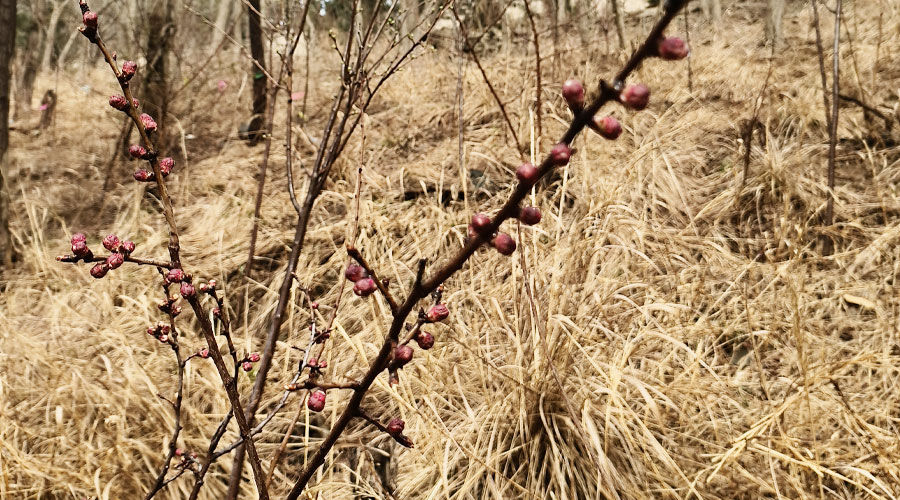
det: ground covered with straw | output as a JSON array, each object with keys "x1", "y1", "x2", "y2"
[{"x1": 2, "y1": 3, "x2": 900, "y2": 499}]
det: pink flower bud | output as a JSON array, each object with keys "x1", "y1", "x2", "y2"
[
  {"x1": 593, "y1": 116, "x2": 622, "y2": 140},
  {"x1": 562, "y1": 79, "x2": 585, "y2": 110},
  {"x1": 71, "y1": 233, "x2": 87, "y2": 244},
  {"x1": 393, "y1": 345, "x2": 413, "y2": 366},
  {"x1": 516, "y1": 163, "x2": 539, "y2": 185},
  {"x1": 72, "y1": 240, "x2": 90, "y2": 257},
  {"x1": 180, "y1": 282, "x2": 196, "y2": 299},
  {"x1": 519, "y1": 206, "x2": 542, "y2": 225},
  {"x1": 387, "y1": 418, "x2": 405, "y2": 435},
  {"x1": 345, "y1": 264, "x2": 367, "y2": 282},
  {"x1": 159, "y1": 157, "x2": 174, "y2": 176},
  {"x1": 307, "y1": 390, "x2": 326, "y2": 412},
  {"x1": 90, "y1": 263, "x2": 109, "y2": 279},
  {"x1": 119, "y1": 240, "x2": 136, "y2": 255},
  {"x1": 426, "y1": 304, "x2": 449, "y2": 323},
  {"x1": 131, "y1": 97, "x2": 140, "y2": 109},
  {"x1": 311, "y1": 302, "x2": 319, "y2": 309},
  {"x1": 353, "y1": 277, "x2": 377, "y2": 297},
  {"x1": 139, "y1": 113, "x2": 157, "y2": 133},
  {"x1": 657, "y1": 36, "x2": 689, "y2": 60},
  {"x1": 471, "y1": 213, "x2": 492, "y2": 234},
  {"x1": 158, "y1": 323, "x2": 170, "y2": 334},
  {"x1": 492, "y1": 233, "x2": 517, "y2": 255},
  {"x1": 102, "y1": 234, "x2": 120, "y2": 251},
  {"x1": 242, "y1": 361, "x2": 253, "y2": 372},
  {"x1": 620, "y1": 84, "x2": 650, "y2": 110},
  {"x1": 175, "y1": 448, "x2": 184, "y2": 457},
  {"x1": 213, "y1": 307, "x2": 221, "y2": 317},
  {"x1": 549, "y1": 144, "x2": 571, "y2": 166},
  {"x1": 121, "y1": 61, "x2": 137, "y2": 81},
  {"x1": 415, "y1": 331, "x2": 435, "y2": 350},
  {"x1": 248, "y1": 353, "x2": 260, "y2": 363},
  {"x1": 166, "y1": 268, "x2": 185, "y2": 283},
  {"x1": 82, "y1": 11, "x2": 98, "y2": 29},
  {"x1": 128, "y1": 145, "x2": 147, "y2": 159},
  {"x1": 106, "y1": 252, "x2": 124, "y2": 270},
  {"x1": 108, "y1": 95, "x2": 128, "y2": 111},
  {"x1": 133, "y1": 170, "x2": 155, "y2": 182},
  {"x1": 158, "y1": 334, "x2": 169, "y2": 343},
  {"x1": 199, "y1": 348, "x2": 209, "y2": 358}
]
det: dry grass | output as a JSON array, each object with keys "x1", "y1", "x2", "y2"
[{"x1": 3, "y1": 3, "x2": 900, "y2": 499}]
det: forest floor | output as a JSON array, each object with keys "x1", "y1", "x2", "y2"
[{"x1": 3, "y1": 3, "x2": 900, "y2": 499}]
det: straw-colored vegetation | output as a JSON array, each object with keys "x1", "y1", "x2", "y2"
[{"x1": 2, "y1": 2, "x2": 900, "y2": 499}]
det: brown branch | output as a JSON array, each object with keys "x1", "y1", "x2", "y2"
[
  {"x1": 57, "y1": 253, "x2": 173, "y2": 269},
  {"x1": 284, "y1": 2, "x2": 692, "y2": 497},
  {"x1": 824, "y1": 0, "x2": 842, "y2": 253},
  {"x1": 523, "y1": 0, "x2": 543, "y2": 146}
]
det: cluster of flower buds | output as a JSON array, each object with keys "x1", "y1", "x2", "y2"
[
  {"x1": 85, "y1": 234, "x2": 136, "y2": 279},
  {"x1": 346, "y1": 264, "x2": 378, "y2": 297},
  {"x1": 242, "y1": 352, "x2": 261, "y2": 372},
  {"x1": 134, "y1": 157, "x2": 174, "y2": 183},
  {"x1": 306, "y1": 357, "x2": 328, "y2": 372},
  {"x1": 158, "y1": 294, "x2": 183, "y2": 317},
  {"x1": 198, "y1": 279, "x2": 217, "y2": 294},
  {"x1": 147, "y1": 322, "x2": 172, "y2": 343}
]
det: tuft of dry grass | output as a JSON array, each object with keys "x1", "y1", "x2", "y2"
[{"x1": 3, "y1": 3, "x2": 900, "y2": 499}]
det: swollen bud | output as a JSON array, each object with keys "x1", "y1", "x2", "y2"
[
  {"x1": 106, "y1": 252, "x2": 124, "y2": 270},
  {"x1": 415, "y1": 331, "x2": 435, "y2": 350},
  {"x1": 345, "y1": 264, "x2": 368, "y2": 282},
  {"x1": 307, "y1": 390, "x2": 326, "y2": 412},
  {"x1": 242, "y1": 361, "x2": 253, "y2": 372},
  {"x1": 471, "y1": 213, "x2": 492, "y2": 234},
  {"x1": 549, "y1": 144, "x2": 571, "y2": 166},
  {"x1": 426, "y1": 304, "x2": 449, "y2": 323},
  {"x1": 248, "y1": 352, "x2": 260, "y2": 362},
  {"x1": 139, "y1": 113, "x2": 157, "y2": 133},
  {"x1": 90, "y1": 263, "x2": 109, "y2": 279},
  {"x1": 71, "y1": 233, "x2": 87, "y2": 244},
  {"x1": 121, "y1": 61, "x2": 137, "y2": 81},
  {"x1": 353, "y1": 277, "x2": 377, "y2": 297},
  {"x1": 133, "y1": 170, "x2": 155, "y2": 182},
  {"x1": 128, "y1": 145, "x2": 148, "y2": 159},
  {"x1": 159, "y1": 157, "x2": 174, "y2": 176},
  {"x1": 620, "y1": 84, "x2": 650, "y2": 111},
  {"x1": 109, "y1": 95, "x2": 128, "y2": 111},
  {"x1": 199, "y1": 348, "x2": 209, "y2": 359},
  {"x1": 593, "y1": 116, "x2": 622, "y2": 140},
  {"x1": 516, "y1": 163, "x2": 539, "y2": 185},
  {"x1": 180, "y1": 282, "x2": 196, "y2": 299},
  {"x1": 82, "y1": 10, "x2": 98, "y2": 29},
  {"x1": 72, "y1": 240, "x2": 90, "y2": 258},
  {"x1": 166, "y1": 268, "x2": 185, "y2": 283},
  {"x1": 102, "y1": 234, "x2": 120, "y2": 251},
  {"x1": 519, "y1": 206, "x2": 542, "y2": 225},
  {"x1": 657, "y1": 36, "x2": 689, "y2": 60},
  {"x1": 393, "y1": 345, "x2": 413, "y2": 366},
  {"x1": 387, "y1": 418, "x2": 405, "y2": 436},
  {"x1": 562, "y1": 79, "x2": 585, "y2": 110},
  {"x1": 119, "y1": 240, "x2": 136, "y2": 255},
  {"x1": 492, "y1": 233, "x2": 517, "y2": 255}
]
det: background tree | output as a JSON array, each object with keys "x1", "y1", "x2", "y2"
[
  {"x1": 765, "y1": 0, "x2": 784, "y2": 48},
  {"x1": 0, "y1": 0, "x2": 15, "y2": 269},
  {"x1": 246, "y1": 0, "x2": 267, "y2": 143}
]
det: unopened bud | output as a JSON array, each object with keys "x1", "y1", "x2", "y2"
[
  {"x1": 72, "y1": 240, "x2": 90, "y2": 257},
  {"x1": 242, "y1": 361, "x2": 253, "y2": 372},
  {"x1": 344, "y1": 264, "x2": 367, "y2": 282},
  {"x1": 166, "y1": 268, "x2": 184, "y2": 283},
  {"x1": 159, "y1": 157, "x2": 174, "y2": 176},
  {"x1": 139, "y1": 113, "x2": 157, "y2": 133},
  {"x1": 119, "y1": 240, "x2": 136, "y2": 255},
  {"x1": 593, "y1": 116, "x2": 622, "y2": 140},
  {"x1": 519, "y1": 206, "x2": 542, "y2": 225},
  {"x1": 311, "y1": 301, "x2": 319, "y2": 309},
  {"x1": 108, "y1": 95, "x2": 128, "y2": 111},
  {"x1": 549, "y1": 144, "x2": 571, "y2": 166},
  {"x1": 307, "y1": 390, "x2": 326, "y2": 412},
  {"x1": 657, "y1": 36, "x2": 689, "y2": 60},
  {"x1": 492, "y1": 233, "x2": 517, "y2": 255},
  {"x1": 199, "y1": 348, "x2": 209, "y2": 358},
  {"x1": 471, "y1": 213, "x2": 492, "y2": 234},
  {"x1": 158, "y1": 334, "x2": 169, "y2": 343},
  {"x1": 106, "y1": 252, "x2": 124, "y2": 270},
  {"x1": 353, "y1": 277, "x2": 377, "y2": 297},
  {"x1": 393, "y1": 345, "x2": 413, "y2": 366},
  {"x1": 131, "y1": 97, "x2": 140, "y2": 109},
  {"x1": 562, "y1": 79, "x2": 585, "y2": 110},
  {"x1": 133, "y1": 170, "x2": 155, "y2": 182},
  {"x1": 516, "y1": 162, "x2": 539, "y2": 185},
  {"x1": 128, "y1": 145, "x2": 147, "y2": 159},
  {"x1": 121, "y1": 61, "x2": 137, "y2": 81},
  {"x1": 102, "y1": 234, "x2": 120, "y2": 251},
  {"x1": 248, "y1": 353, "x2": 260, "y2": 363},
  {"x1": 71, "y1": 233, "x2": 87, "y2": 244},
  {"x1": 620, "y1": 84, "x2": 650, "y2": 110},
  {"x1": 426, "y1": 304, "x2": 449, "y2": 323},
  {"x1": 415, "y1": 331, "x2": 435, "y2": 350},
  {"x1": 387, "y1": 418, "x2": 405, "y2": 435},
  {"x1": 90, "y1": 263, "x2": 109, "y2": 279},
  {"x1": 180, "y1": 282, "x2": 196, "y2": 299},
  {"x1": 82, "y1": 11, "x2": 98, "y2": 28}
]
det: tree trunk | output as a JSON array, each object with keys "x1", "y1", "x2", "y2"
[
  {"x1": 765, "y1": 0, "x2": 784, "y2": 49},
  {"x1": 611, "y1": 0, "x2": 626, "y2": 50},
  {"x1": 210, "y1": 0, "x2": 232, "y2": 51},
  {"x1": 39, "y1": 0, "x2": 67, "y2": 71},
  {"x1": 246, "y1": 0, "x2": 267, "y2": 143},
  {"x1": 14, "y1": 28, "x2": 38, "y2": 121},
  {"x1": 144, "y1": 0, "x2": 175, "y2": 152},
  {"x1": 1, "y1": 0, "x2": 16, "y2": 269}
]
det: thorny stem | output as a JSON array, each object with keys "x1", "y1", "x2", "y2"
[
  {"x1": 284, "y1": 2, "x2": 691, "y2": 497},
  {"x1": 75, "y1": 3, "x2": 269, "y2": 499}
]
